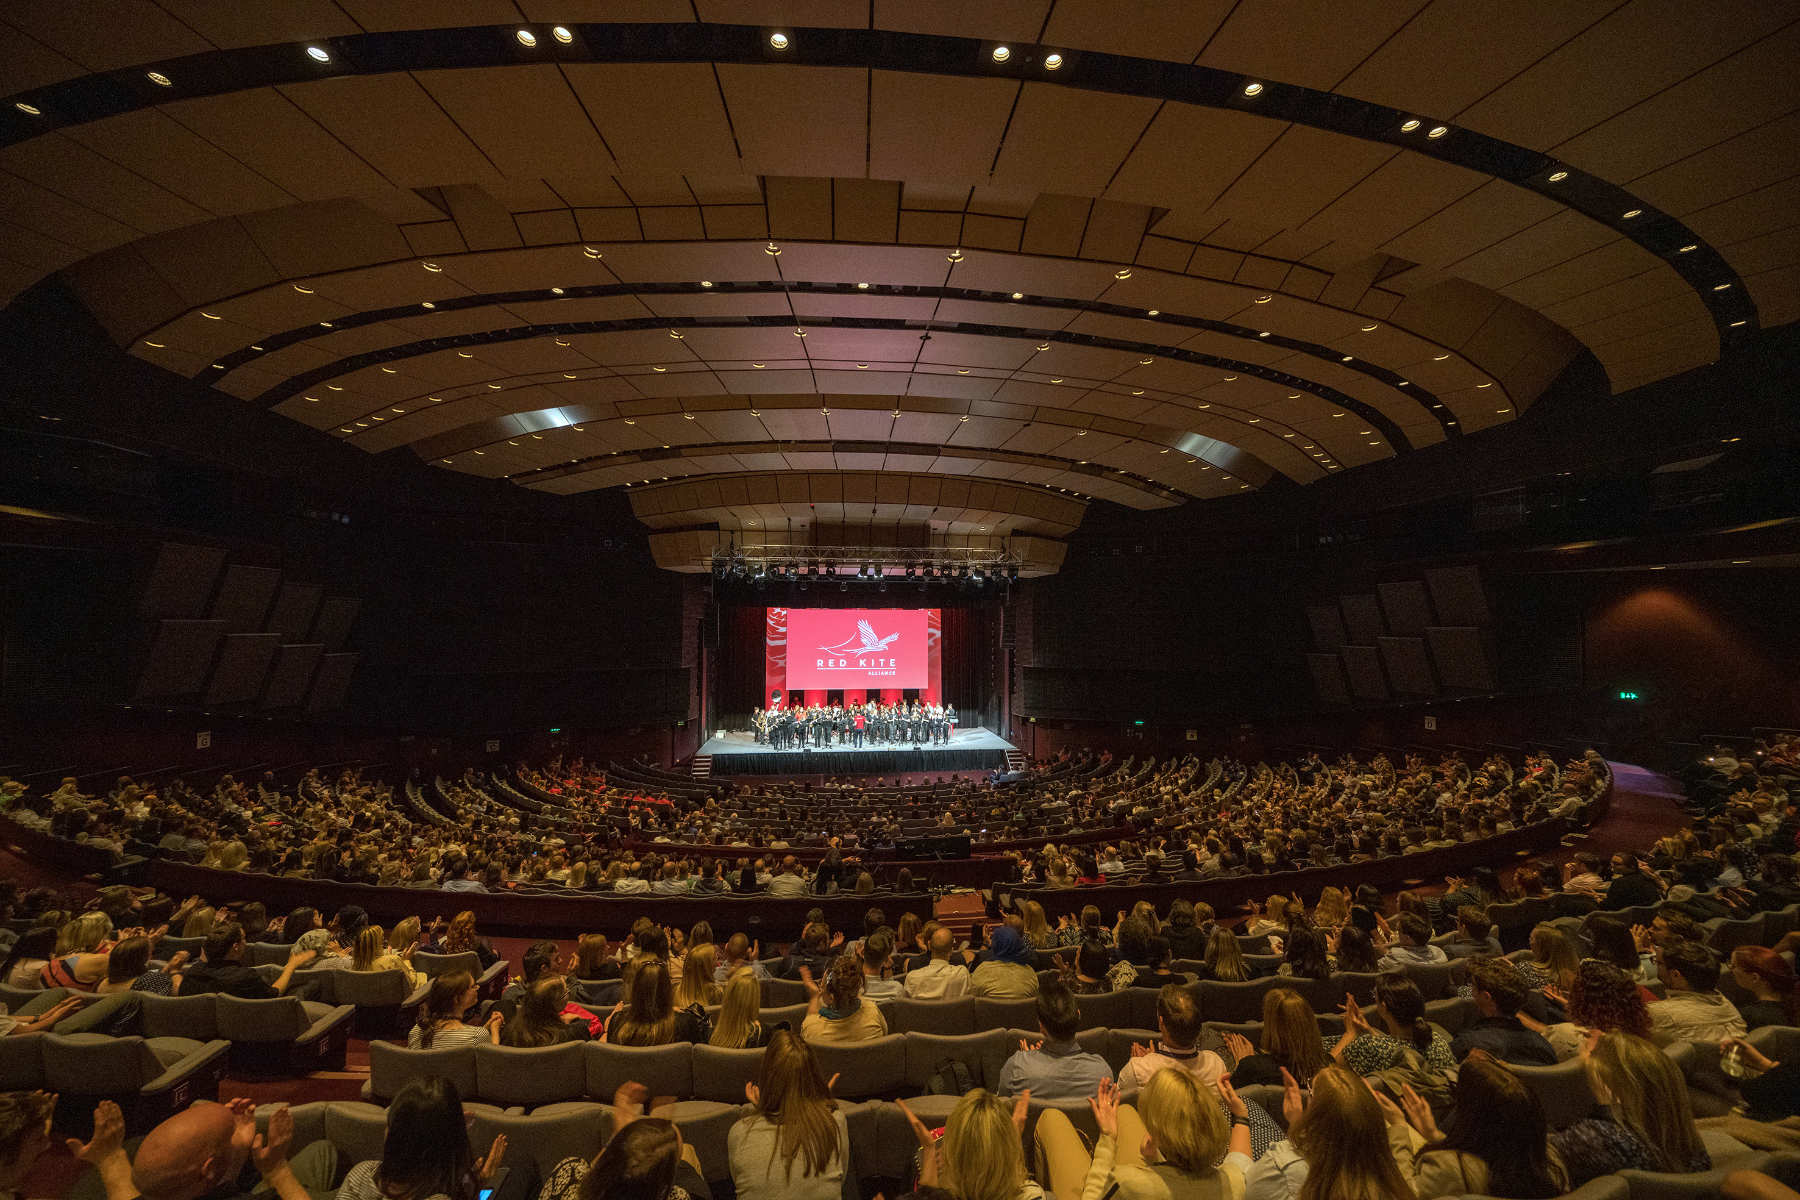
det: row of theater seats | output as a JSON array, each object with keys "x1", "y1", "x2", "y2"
[{"x1": 240, "y1": 1073, "x2": 1799, "y2": 1200}]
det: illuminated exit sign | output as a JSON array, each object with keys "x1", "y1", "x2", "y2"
[{"x1": 1617, "y1": 691, "x2": 1640, "y2": 701}]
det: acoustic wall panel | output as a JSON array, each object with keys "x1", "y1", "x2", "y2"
[
  {"x1": 1306, "y1": 605, "x2": 1348, "y2": 650},
  {"x1": 1307, "y1": 652, "x2": 1350, "y2": 704},
  {"x1": 1378, "y1": 636, "x2": 1438, "y2": 696},
  {"x1": 310, "y1": 596, "x2": 361, "y2": 650},
  {"x1": 1377, "y1": 580, "x2": 1434, "y2": 636},
  {"x1": 203, "y1": 633, "x2": 281, "y2": 704},
  {"x1": 305, "y1": 652, "x2": 358, "y2": 713},
  {"x1": 1341, "y1": 594, "x2": 1385, "y2": 644},
  {"x1": 135, "y1": 619, "x2": 226, "y2": 698},
  {"x1": 1427, "y1": 626, "x2": 1499, "y2": 691},
  {"x1": 261, "y1": 642, "x2": 322, "y2": 708},
  {"x1": 265, "y1": 583, "x2": 323, "y2": 640},
  {"x1": 209, "y1": 565, "x2": 280, "y2": 633},
  {"x1": 1425, "y1": 566, "x2": 1491, "y2": 626},
  {"x1": 140, "y1": 543, "x2": 226, "y2": 618},
  {"x1": 1340, "y1": 644, "x2": 1389, "y2": 701}
]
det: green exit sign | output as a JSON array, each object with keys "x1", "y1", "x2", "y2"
[
  {"x1": 1617, "y1": 691, "x2": 1640, "y2": 701},
  {"x1": 1133, "y1": 720, "x2": 1145, "y2": 726}
]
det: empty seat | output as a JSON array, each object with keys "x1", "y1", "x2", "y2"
[
  {"x1": 761, "y1": 977, "x2": 810, "y2": 1006},
  {"x1": 903, "y1": 1031, "x2": 1007, "y2": 1092},
  {"x1": 1402, "y1": 961, "x2": 1457, "y2": 1000},
  {"x1": 364, "y1": 1041, "x2": 478, "y2": 1104},
  {"x1": 214, "y1": 995, "x2": 354, "y2": 1075},
  {"x1": 1072, "y1": 990, "x2": 1136, "y2": 1031},
  {"x1": 42, "y1": 1033, "x2": 230, "y2": 1137},
  {"x1": 327, "y1": 969, "x2": 426, "y2": 1037},
  {"x1": 807, "y1": 1034, "x2": 906, "y2": 1099},
  {"x1": 1197, "y1": 978, "x2": 1287, "y2": 1023},
  {"x1": 887, "y1": 996, "x2": 976, "y2": 1036},
  {"x1": 972, "y1": 997, "x2": 1038, "y2": 1032},
  {"x1": 689, "y1": 1043, "x2": 765, "y2": 1103},
  {"x1": 137, "y1": 994, "x2": 219, "y2": 1041},
  {"x1": 1705, "y1": 914, "x2": 1767, "y2": 954},
  {"x1": 583, "y1": 1041, "x2": 693, "y2": 1102},
  {"x1": 473, "y1": 1042, "x2": 587, "y2": 1108}
]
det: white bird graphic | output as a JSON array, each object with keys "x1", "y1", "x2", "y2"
[{"x1": 821, "y1": 620, "x2": 899, "y2": 655}]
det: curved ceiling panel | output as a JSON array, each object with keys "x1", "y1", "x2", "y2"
[{"x1": 2, "y1": 8, "x2": 1792, "y2": 543}]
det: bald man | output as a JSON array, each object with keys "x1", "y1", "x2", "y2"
[{"x1": 71, "y1": 1098, "x2": 332, "y2": 1200}]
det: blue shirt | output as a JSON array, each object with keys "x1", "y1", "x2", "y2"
[{"x1": 997, "y1": 1038, "x2": 1113, "y2": 1100}]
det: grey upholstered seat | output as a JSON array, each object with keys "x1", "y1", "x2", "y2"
[{"x1": 473, "y1": 1042, "x2": 587, "y2": 1108}]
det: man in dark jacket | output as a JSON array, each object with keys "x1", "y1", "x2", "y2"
[
  {"x1": 1603, "y1": 854, "x2": 1663, "y2": 909},
  {"x1": 1450, "y1": 958, "x2": 1556, "y2": 1065}
]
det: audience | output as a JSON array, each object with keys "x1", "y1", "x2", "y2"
[
  {"x1": 728, "y1": 1032, "x2": 848, "y2": 1200},
  {"x1": 799, "y1": 955, "x2": 888, "y2": 1043},
  {"x1": 1648, "y1": 939, "x2": 1748, "y2": 1044}
]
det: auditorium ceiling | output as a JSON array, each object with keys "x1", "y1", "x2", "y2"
[{"x1": 1, "y1": 3, "x2": 1794, "y2": 558}]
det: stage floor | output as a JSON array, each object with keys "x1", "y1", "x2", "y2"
[
  {"x1": 698, "y1": 727, "x2": 1015, "y2": 756},
  {"x1": 697, "y1": 727, "x2": 1016, "y2": 777}
]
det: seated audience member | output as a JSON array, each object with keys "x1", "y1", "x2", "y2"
[
  {"x1": 1381, "y1": 1055, "x2": 1569, "y2": 1199},
  {"x1": 1065, "y1": 939, "x2": 1116, "y2": 995},
  {"x1": 1225, "y1": 988, "x2": 1329, "y2": 1087},
  {"x1": 1377, "y1": 914, "x2": 1448, "y2": 971},
  {"x1": 438, "y1": 854, "x2": 486, "y2": 893},
  {"x1": 1246, "y1": 896, "x2": 1290, "y2": 938},
  {"x1": 779, "y1": 922, "x2": 837, "y2": 981},
  {"x1": 672, "y1": 945, "x2": 722, "y2": 1008},
  {"x1": 1604, "y1": 854, "x2": 1663, "y2": 908},
  {"x1": 904, "y1": 927, "x2": 971, "y2": 1000},
  {"x1": 1196, "y1": 927, "x2": 1250, "y2": 982},
  {"x1": 1243, "y1": 1065, "x2": 1418, "y2": 1200},
  {"x1": 38, "y1": 911, "x2": 112, "y2": 990},
  {"x1": 1162, "y1": 899, "x2": 1212, "y2": 960},
  {"x1": 715, "y1": 932, "x2": 768, "y2": 982},
  {"x1": 337, "y1": 1078, "x2": 506, "y2": 1200},
  {"x1": 0, "y1": 1091, "x2": 54, "y2": 1199},
  {"x1": 1521, "y1": 960, "x2": 1652, "y2": 1061},
  {"x1": 766, "y1": 857, "x2": 811, "y2": 897},
  {"x1": 576, "y1": 933, "x2": 622, "y2": 981},
  {"x1": 181, "y1": 922, "x2": 316, "y2": 1000},
  {"x1": 800, "y1": 954, "x2": 888, "y2": 1043},
  {"x1": 1648, "y1": 939, "x2": 1747, "y2": 1044},
  {"x1": 729, "y1": 1031, "x2": 848, "y2": 1200},
  {"x1": 1, "y1": 928, "x2": 55, "y2": 990},
  {"x1": 1330, "y1": 975, "x2": 1456, "y2": 1074},
  {"x1": 1562, "y1": 853, "x2": 1607, "y2": 897},
  {"x1": 353, "y1": 922, "x2": 424, "y2": 989},
  {"x1": 438, "y1": 911, "x2": 499, "y2": 969},
  {"x1": 1440, "y1": 908, "x2": 1503, "y2": 960},
  {"x1": 1514, "y1": 925, "x2": 1581, "y2": 992},
  {"x1": 1117, "y1": 985, "x2": 1228, "y2": 1092},
  {"x1": 1726, "y1": 946, "x2": 1799, "y2": 1030},
  {"x1": 97, "y1": 934, "x2": 184, "y2": 995},
  {"x1": 70, "y1": 1094, "x2": 326, "y2": 1200},
  {"x1": 967, "y1": 926, "x2": 1039, "y2": 999},
  {"x1": 1450, "y1": 959, "x2": 1555, "y2": 1064},
  {"x1": 1332, "y1": 925, "x2": 1382, "y2": 974},
  {"x1": 709, "y1": 969, "x2": 772, "y2": 1050},
  {"x1": 896, "y1": 1089, "x2": 1045, "y2": 1200},
  {"x1": 859, "y1": 929, "x2": 903, "y2": 1001},
  {"x1": 1718, "y1": 1035, "x2": 1800, "y2": 1123},
  {"x1": 1552, "y1": 1032, "x2": 1710, "y2": 1187},
  {"x1": 1037, "y1": 1073, "x2": 1252, "y2": 1200},
  {"x1": 1275, "y1": 927, "x2": 1332, "y2": 981},
  {"x1": 500, "y1": 975, "x2": 590, "y2": 1046},
  {"x1": 606, "y1": 960, "x2": 709, "y2": 1046},
  {"x1": 997, "y1": 978, "x2": 1112, "y2": 1100},
  {"x1": 410, "y1": 971, "x2": 502, "y2": 1049},
  {"x1": 0, "y1": 992, "x2": 85, "y2": 1036}
]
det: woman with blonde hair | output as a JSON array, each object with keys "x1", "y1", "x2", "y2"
[
  {"x1": 574, "y1": 932, "x2": 619, "y2": 981},
  {"x1": 898, "y1": 1088, "x2": 1044, "y2": 1200},
  {"x1": 673, "y1": 944, "x2": 721, "y2": 1008},
  {"x1": 1225, "y1": 988, "x2": 1330, "y2": 1086},
  {"x1": 727, "y1": 1030, "x2": 848, "y2": 1200},
  {"x1": 352, "y1": 924, "x2": 423, "y2": 988},
  {"x1": 1313, "y1": 886, "x2": 1350, "y2": 930},
  {"x1": 1199, "y1": 927, "x2": 1249, "y2": 982},
  {"x1": 1036, "y1": 1073, "x2": 1253, "y2": 1199},
  {"x1": 1020, "y1": 901, "x2": 1052, "y2": 949},
  {"x1": 1260, "y1": 1064, "x2": 1417, "y2": 1200},
  {"x1": 1552, "y1": 1032, "x2": 1709, "y2": 1187},
  {"x1": 1516, "y1": 924, "x2": 1581, "y2": 992},
  {"x1": 709, "y1": 968, "x2": 770, "y2": 1050},
  {"x1": 605, "y1": 960, "x2": 708, "y2": 1046},
  {"x1": 1247, "y1": 895, "x2": 1289, "y2": 938}
]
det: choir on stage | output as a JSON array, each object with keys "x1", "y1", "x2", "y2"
[{"x1": 749, "y1": 699, "x2": 957, "y2": 749}]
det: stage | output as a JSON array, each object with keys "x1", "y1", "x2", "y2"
[{"x1": 697, "y1": 726, "x2": 1016, "y2": 777}]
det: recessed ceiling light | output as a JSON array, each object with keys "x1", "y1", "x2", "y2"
[
  {"x1": 1721, "y1": 436, "x2": 1740, "y2": 443},
  {"x1": 251, "y1": 344, "x2": 264, "y2": 351},
  {"x1": 1114, "y1": 268, "x2": 1132, "y2": 280},
  {"x1": 1360, "y1": 323, "x2": 1378, "y2": 332},
  {"x1": 1051, "y1": 377, "x2": 1063, "y2": 383},
  {"x1": 305, "y1": 395, "x2": 320, "y2": 403},
  {"x1": 1398, "y1": 380, "x2": 1410, "y2": 387},
  {"x1": 1712, "y1": 282, "x2": 1732, "y2": 291},
  {"x1": 552, "y1": 25, "x2": 572, "y2": 43},
  {"x1": 339, "y1": 427, "x2": 352, "y2": 433},
  {"x1": 1289, "y1": 393, "x2": 1302, "y2": 400},
  {"x1": 14, "y1": 102, "x2": 42, "y2": 116},
  {"x1": 318, "y1": 320, "x2": 332, "y2": 328},
  {"x1": 1044, "y1": 53, "x2": 1063, "y2": 70},
  {"x1": 488, "y1": 382, "x2": 502, "y2": 390},
  {"x1": 1729, "y1": 319, "x2": 1748, "y2": 327},
  {"x1": 1247, "y1": 418, "x2": 1260, "y2": 424},
  {"x1": 380, "y1": 366, "x2": 397, "y2": 374},
  {"x1": 391, "y1": 406, "x2": 405, "y2": 413},
  {"x1": 699, "y1": 280, "x2": 713, "y2": 288},
  {"x1": 1131, "y1": 389, "x2": 1144, "y2": 396},
  {"x1": 958, "y1": 414, "x2": 969, "y2": 421},
  {"x1": 1496, "y1": 408, "x2": 1511, "y2": 414},
  {"x1": 1011, "y1": 291, "x2": 1024, "y2": 300},
  {"x1": 668, "y1": 329, "x2": 682, "y2": 338},
  {"x1": 1075, "y1": 430, "x2": 1087, "y2": 437},
  {"x1": 554, "y1": 338, "x2": 569, "y2": 347},
  {"x1": 749, "y1": 408, "x2": 760, "y2": 416},
  {"x1": 1258, "y1": 330, "x2": 1271, "y2": 337},
  {"x1": 956, "y1": 368, "x2": 970, "y2": 374},
  {"x1": 1547, "y1": 170, "x2": 1568, "y2": 182},
  {"x1": 1146, "y1": 309, "x2": 1160, "y2": 317},
  {"x1": 768, "y1": 31, "x2": 790, "y2": 50},
  {"x1": 582, "y1": 246, "x2": 602, "y2": 259},
  {"x1": 143, "y1": 340, "x2": 164, "y2": 348},
  {"x1": 420, "y1": 300, "x2": 435, "y2": 308},
  {"x1": 1341, "y1": 355, "x2": 1353, "y2": 362},
  {"x1": 1475, "y1": 381, "x2": 1493, "y2": 388},
  {"x1": 1622, "y1": 209, "x2": 1642, "y2": 220},
  {"x1": 793, "y1": 327, "x2": 806, "y2": 337},
  {"x1": 429, "y1": 396, "x2": 442, "y2": 403},
  {"x1": 1401, "y1": 118, "x2": 1420, "y2": 132},
  {"x1": 563, "y1": 372, "x2": 576, "y2": 379},
  {"x1": 765, "y1": 241, "x2": 781, "y2": 256},
  {"x1": 198, "y1": 310, "x2": 222, "y2": 320},
  {"x1": 293, "y1": 284, "x2": 314, "y2": 294},
  {"x1": 515, "y1": 29, "x2": 537, "y2": 46},
  {"x1": 892, "y1": 409, "x2": 901, "y2": 417},
  {"x1": 1036, "y1": 343, "x2": 1050, "y2": 351},
  {"x1": 623, "y1": 419, "x2": 635, "y2": 425},
  {"x1": 947, "y1": 248, "x2": 964, "y2": 263},
  {"x1": 1222, "y1": 375, "x2": 1237, "y2": 381},
  {"x1": 991, "y1": 45, "x2": 1011, "y2": 62},
  {"x1": 1242, "y1": 82, "x2": 1264, "y2": 96},
  {"x1": 457, "y1": 351, "x2": 473, "y2": 358},
  {"x1": 1426, "y1": 125, "x2": 1448, "y2": 138},
  {"x1": 473, "y1": 449, "x2": 485, "y2": 456},
  {"x1": 146, "y1": 71, "x2": 173, "y2": 87},
  {"x1": 1677, "y1": 244, "x2": 1698, "y2": 253},
  {"x1": 1138, "y1": 357, "x2": 1153, "y2": 365},
  {"x1": 306, "y1": 45, "x2": 331, "y2": 63},
  {"x1": 652, "y1": 365, "x2": 667, "y2": 372},
  {"x1": 822, "y1": 408, "x2": 832, "y2": 416},
  {"x1": 1433, "y1": 353, "x2": 1450, "y2": 361},
  {"x1": 1186, "y1": 458, "x2": 1196, "y2": 464},
  {"x1": 856, "y1": 281, "x2": 870, "y2": 289},
  {"x1": 550, "y1": 286, "x2": 564, "y2": 295},
  {"x1": 1447, "y1": 420, "x2": 1457, "y2": 425},
  {"x1": 683, "y1": 411, "x2": 695, "y2": 419},
  {"x1": 1254, "y1": 294, "x2": 1271, "y2": 304},
  {"x1": 1283, "y1": 432, "x2": 1296, "y2": 438},
  {"x1": 1197, "y1": 402, "x2": 1210, "y2": 409},
  {"x1": 856, "y1": 363, "x2": 869, "y2": 369},
  {"x1": 752, "y1": 363, "x2": 765, "y2": 368}
]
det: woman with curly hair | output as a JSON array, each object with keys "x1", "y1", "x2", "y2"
[{"x1": 1520, "y1": 961, "x2": 1652, "y2": 1061}]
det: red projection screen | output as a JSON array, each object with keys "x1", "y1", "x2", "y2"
[{"x1": 765, "y1": 608, "x2": 942, "y2": 705}]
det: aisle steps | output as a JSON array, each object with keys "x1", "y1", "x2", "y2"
[{"x1": 691, "y1": 755, "x2": 712, "y2": 779}]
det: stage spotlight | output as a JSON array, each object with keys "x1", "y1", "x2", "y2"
[{"x1": 903, "y1": 564, "x2": 914, "y2": 579}]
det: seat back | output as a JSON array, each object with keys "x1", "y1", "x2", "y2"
[
  {"x1": 330, "y1": 968, "x2": 413, "y2": 1008},
  {"x1": 473, "y1": 1042, "x2": 587, "y2": 1107},
  {"x1": 366, "y1": 1041, "x2": 478, "y2": 1103},
  {"x1": 157, "y1": 935, "x2": 204, "y2": 958},
  {"x1": 759, "y1": 1003, "x2": 810, "y2": 1031},
  {"x1": 468, "y1": 1105, "x2": 611, "y2": 1181},
  {"x1": 583, "y1": 1041, "x2": 693, "y2": 1101},
  {"x1": 1509, "y1": 1057, "x2": 1598, "y2": 1129},
  {"x1": 571, "y1": 978, "x2": 621, "y2": 1009},
  {"x1": 1072, "y1": 989, "x2": 1135, "y2": 1031},
  {"x1": 761, "y1": 977, "x2": 810, "y2": 1005},
  {"x1": 902, "y1": 1031, "x2": 1005, "y2": 1092},
  {"x1": 244, "y1": 942, "x2": 293, "y2": 967},
  {"x1": 414, "y1": 951, "x2": 480, "y2": 979},
  {"x1": 1618, "y1": 1159, "x2": 1775, "y2": 1200},
  {"x1": 971, "y1": 997, "x2": 1037, "y2": 1032},
  {"x1": 215, "y1": 995, "x2": 309, "y2": 1043},
  {"x1": 690, "y1": 1043, "x2": 765, "y2": 1102},
  {"x1": 0, "y1": 983, "x2": 52, "y2": 1012},
  {"x1": 1552, "y1": 893, "x2": 1598, "y2": 919},
  {"x1": 807, "y1": 1033, "x2": 906, "y2": 1099},
  {"x1": 0, "y1": 1033, "x2": 44, "y2": 1090},
  {"x1": 1423, "y1": 997, "x2": 1478, "y2": 1035},
  {"x1": 138, "y1": 993, "x2": 220, "y2": 1040},
  {"x1": 1327, "y1": 972, "x2": 1384, "y2": 1007},
  {"x1": 320, "y1": 1101, "x2": 393, "y2": 1165},
  {"x1": 1197, "y1": 978, "x2": 1286, "y2": 1023},
  {"x1": 1242, "y1": 954, "x2": 1284, "y2": 977},
  {"x1": 1402, "y1": 960, "x2": 1457, "y2": 1000},
  {"x1": 42, "y1": 1033, "x2": 159, "y2": 1092},
  {"x1": 887, "y1": 996, "x2": 975, "y2": 1035},
  {"x1": 1705, "y1": 914, "x2": 1767, "y2": 954}
]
